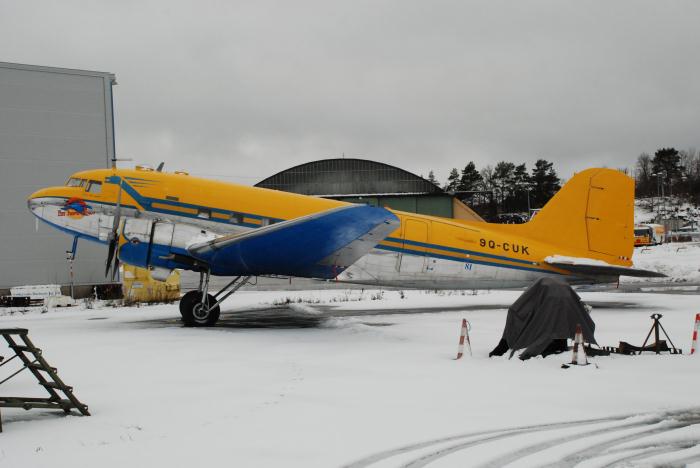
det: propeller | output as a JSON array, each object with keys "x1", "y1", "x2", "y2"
[{"x1": 105, "y1": 179, "x2": 123, "y2": 280}]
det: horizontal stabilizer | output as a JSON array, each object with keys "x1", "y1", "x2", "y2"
[
  {"x1": 544, "y1": 256, "x2": 666, "y2": 278},
  {"x1": 188, "y1": 205, "x2": 399, "y2": 278}
]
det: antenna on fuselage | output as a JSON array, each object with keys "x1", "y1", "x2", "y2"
[
  {"x1": 156, "y1": 162, "x2": 165, "y2": 172},
  {"x1": 110, "y1": 157, "x2": 133, "y2": 169}
]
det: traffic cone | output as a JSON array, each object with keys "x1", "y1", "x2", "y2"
[
  {"x1": 691, "y1": 314, "x2": 700, "y2": 355},
  {"x1": 570, "y1": 324, "x2": 588, "y2": 365},
  {"x1": 455, "y1": 319, "x2": 472, "y2": 359}
]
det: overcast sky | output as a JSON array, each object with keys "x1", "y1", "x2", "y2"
[{"x1": 2, "y1": 1, "x2": 699, "y2": 184}]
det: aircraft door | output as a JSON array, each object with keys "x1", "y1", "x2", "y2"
[{"x1": 399, "y1": 219, "x2": 429, "y2": 274}]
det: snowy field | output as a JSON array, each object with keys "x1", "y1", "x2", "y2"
[
  {"x1": 625, "y1": 242, "x2": 700, "y2": 284},
  {"x1": 1, "y1": 288, "x2": 699, "y2": 467}
]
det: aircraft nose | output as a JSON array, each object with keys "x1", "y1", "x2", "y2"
[{"x1": 27, "y1": 188, "x2": 56, "y2": 216}]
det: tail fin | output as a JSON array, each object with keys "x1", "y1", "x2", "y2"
[{"x1": 523, "y1": 168, "x2": 634, "y2": 265}]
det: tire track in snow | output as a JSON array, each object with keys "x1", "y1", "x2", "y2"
[
  {"x1": 343, "y1": 409, "x2": 700, "y2": 468},
  {"x1": 343, "y1": 414, "x2": 629, "y2": 468},
  {"x1": 478, "y1": 417, "x2": 666, "y2": 468},
  {"x1": 549, "y1": 409, "x2": 700, "y2": 468},
  {"x1": 597, "y1": 442, "x2": 699, "y2": 468}
]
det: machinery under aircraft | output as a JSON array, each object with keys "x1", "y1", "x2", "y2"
[{"x1": 27, "y1": 166, "x2": 663, "y2": 326}]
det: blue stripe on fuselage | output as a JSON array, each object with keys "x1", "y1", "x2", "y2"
[{"x1": 384, "y1": 236, "x2": 535, "y2": 265}]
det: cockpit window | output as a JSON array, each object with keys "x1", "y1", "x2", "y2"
[
  {"x1": 86, "y1": 181, "x2": 102, "y2": 194},
  {"x1": 66, "y1": 178, "x2": 86, "y2": 187}
]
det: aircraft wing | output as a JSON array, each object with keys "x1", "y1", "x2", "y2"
[
  {"x1": 187, "y1": 205, "x2": 400, "y2": 278},
  {"x1": 544, "y1": 255, "x2": 666, "y2": 278}
]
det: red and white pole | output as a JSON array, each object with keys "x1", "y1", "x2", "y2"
[
  {"x1": 570, "y1": 324, "x2": 588, "y2": 365},
  {"x1": 691, "y1": 313, "x2": 700, "y2": 355},
  {"x1": 455, "y1": 319, "x2": 472, "y2": 359}
]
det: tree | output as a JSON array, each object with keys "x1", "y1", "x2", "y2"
[
  {"x1": 458, "y1": 161, "x2": 483, "y2": 191},
  {"x1": 530, "y1": 159, "x2": 561, "y2": 208},
  {"x1": 480, "y1": 165, "x2": 495, "y2": 191},
  {"x1": 492, "y1": 161, "x2": 515, "y2": 207},
  {"x1": 512, "y1": 163, "x2": 531, "y2": 194},
  {"x1": 427, "y1": 170, "x2": 440, "y2": 188},
  {"x1": 652, "y1": 148, "x2": 681, "y2": 178},
  {"x1": 445, "y1": 168, "x2": 460, "y2": 192},
  {"x1": 651, "y1": 147, "x2": 682, "y2": 197}
]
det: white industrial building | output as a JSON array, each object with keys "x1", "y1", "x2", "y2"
[{"x1": 0, "y1": 62, "x2": 116, "y2": 290}]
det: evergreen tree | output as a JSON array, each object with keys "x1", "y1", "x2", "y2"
[
  {"x1": 652, "y1": 148, "x2": 681, "y2": 182},
  {"x1": 530, "y1": 159, "x2": 561, "y2": 207},
  {"x1": 492, "y1": 161, "x2": 515, "y2": 205},
  {"x1": 445, "y1": 168, "x2": 460, "y2": 192},
  {"x1": 459, "y1": 161, "x2": 483, "y2": 191},
  {"x1": 427, "y1": 170, "x2": 440, "y2": 188},
  {"x1": 512, "y1": 163, "x2": 531, "y2": 193}
]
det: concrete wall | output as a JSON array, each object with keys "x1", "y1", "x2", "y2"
[{"x1": 0, "y1": 62, "x2": 116, "y2": 288}]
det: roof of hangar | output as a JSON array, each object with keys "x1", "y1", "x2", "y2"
[{"x1": 255, "y1": 158, "x2": 444, "y2": 196}]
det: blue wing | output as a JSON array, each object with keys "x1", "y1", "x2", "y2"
[{"x1": 187, "y1": 205, "x2": 399, "y2": 278}]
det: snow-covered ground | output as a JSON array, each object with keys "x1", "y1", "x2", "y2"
[
  {"x1": 635, "y1": 197, "x2": 700, "y2": 228},
  {"x1": 1, "y1": 289, "x2": 699, "y2": 467},
  {"x1": 627, "y1": 242, "x2": 700, "y2": 284}
]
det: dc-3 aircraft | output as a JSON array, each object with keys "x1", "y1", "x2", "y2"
[{"x1": 28, "y1": 165, "x2": 663, "y2": 326}]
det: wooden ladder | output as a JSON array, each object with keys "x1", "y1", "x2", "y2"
[{"x1": 0, "y1": 328, "x2": 90, "y2": 432}]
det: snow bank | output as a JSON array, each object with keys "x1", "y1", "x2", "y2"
[{"x1": 627, "y1": 242, "x2": 700, "y2": 283}]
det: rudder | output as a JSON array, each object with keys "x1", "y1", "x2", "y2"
[{"x1": 524, "y1": 168, "x2": 634, "y2": 265}]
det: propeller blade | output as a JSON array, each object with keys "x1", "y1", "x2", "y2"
[
  {"x1": 105, "y1": 239, "x2": 117, "y2": 277},
  {"x1": 111, "y1": 256, "x2": 120, "y2": 281},
  {"x1": 105, "y1": 179, "x2": 123, "y2": 279}
]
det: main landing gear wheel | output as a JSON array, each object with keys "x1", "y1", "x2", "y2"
[{"x1": 179, "y1": 291, "x2": 220, "y2": 327}]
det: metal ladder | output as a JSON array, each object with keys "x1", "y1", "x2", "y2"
[{"x1": 0, "y1": 328, "x2": 90, "y2": 432}]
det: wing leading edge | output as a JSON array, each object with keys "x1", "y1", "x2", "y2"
[{"x1": 188, "y1": 205, "x2": 400, "y2": 278}]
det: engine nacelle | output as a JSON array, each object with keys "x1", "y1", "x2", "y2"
[{"x1": 118, "y1": 218, "x2": 212, "y2": 273}]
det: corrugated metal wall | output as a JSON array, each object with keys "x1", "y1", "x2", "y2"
[{"x1": 0, "y1": 62, "x2": 116, "y2": 288}]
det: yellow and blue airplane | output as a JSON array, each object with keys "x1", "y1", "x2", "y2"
[{"x1": 27, "y1": 166, "x2": 663, "y2": 326}]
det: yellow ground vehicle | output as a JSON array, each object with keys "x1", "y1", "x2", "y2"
[{"x1": 634, "y1": 225, "x2": 654, "y2": 247}]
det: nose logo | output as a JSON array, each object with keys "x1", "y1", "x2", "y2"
[{"x1": 59, "y1": 197, "x2": 94, "y2": 218}]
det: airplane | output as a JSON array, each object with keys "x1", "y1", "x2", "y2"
[{"x1": 27, "y1": 165, "x2": 664, "y2": 326}]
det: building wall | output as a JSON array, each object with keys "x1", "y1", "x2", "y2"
[{"x1": 0, "y1": 62, "x2": 116, "y2": 288}]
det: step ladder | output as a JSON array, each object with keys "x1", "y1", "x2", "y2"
[{"x1": 0, "y1": 328, "x2": 90, "y2": 432}]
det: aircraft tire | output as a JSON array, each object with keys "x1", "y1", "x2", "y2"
[{"x1": 180, "y1": 291, "x2": 220, "y2": 327}]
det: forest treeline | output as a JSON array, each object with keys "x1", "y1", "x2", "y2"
[
  {"x1": 426, "y1": 148, "x2": 700, "y2": 217},
  {"x1": 426, "y1": 159, "x2": 561, "y2": 213},
  {"x1": 634, "y1": 148, "x2": 700, "y2": 203}
]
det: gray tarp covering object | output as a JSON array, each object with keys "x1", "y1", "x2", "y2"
[{"x1": 489, "y1": 277, "x2": 597, "y2": 360}]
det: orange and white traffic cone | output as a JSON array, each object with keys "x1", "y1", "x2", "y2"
[
  {"x1": 570, "y1": 324, "x2": 588, "y2": 365},
  {"x1": 455, "y1": 319, "x2": 472, "y2": 359},
  {"x1": 691, "y1": 314, "x2": 700, "y2": 355}
]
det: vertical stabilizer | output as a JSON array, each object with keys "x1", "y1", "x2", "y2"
[{"x1": 523, "y1": 168, "x2": 634, "y2": 265}]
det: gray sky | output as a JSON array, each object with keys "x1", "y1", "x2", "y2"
[{"x1": 2, "y1": 0, "x2": 699, "y2": 185}]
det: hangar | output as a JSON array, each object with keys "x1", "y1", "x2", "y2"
[
  {"x1": 0, "y1": 62, "x2": 116, "y2": 290},
  {"x1": 255, "y1": 158, "x2": 483, "y2": 222}
]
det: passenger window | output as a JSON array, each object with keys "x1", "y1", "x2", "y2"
[
  {"x1": 197, "y1": 209, "x2": 211, "y2": 219},
  {"x1": 86, "y1": 181, "x2": 102, "y2": 194},
  {"x1": 229, "y1": 214, "x2": 243, "y2": 224},
  {"x1": 66, "y1": 178, "x2": 85, "y2": 187}
]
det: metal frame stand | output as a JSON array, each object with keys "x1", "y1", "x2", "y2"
[
  {"x1": 639, "y1": 313, "x2": 681, "y2": 354},
  {"x1": 0, "y1": 328, "x2": 89, "y2": 432}
]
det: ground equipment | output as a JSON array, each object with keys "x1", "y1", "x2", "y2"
[{"x1": 0, "y1": 328, "x2": 89, "y2": 432}]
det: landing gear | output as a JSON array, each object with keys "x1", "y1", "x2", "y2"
[
  {"x1": 179, "y1": 291, "x2": 220, "y2": 326},
  {"x1": 178, "y1": 272, "x2": 251, "y2": 327}
]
